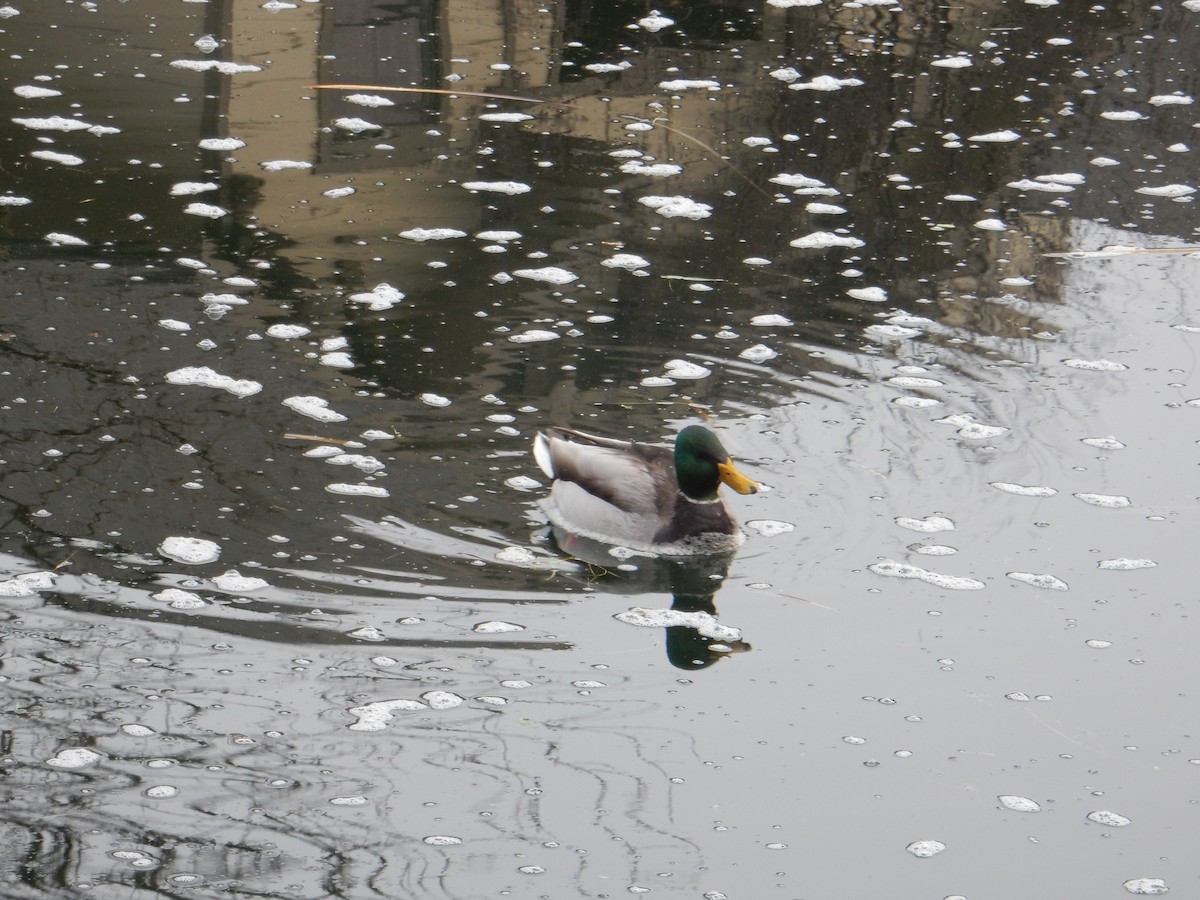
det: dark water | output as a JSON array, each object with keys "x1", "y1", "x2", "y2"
[{"x1": 1, "y1": 1, "x2": 1199, "y2": 897}]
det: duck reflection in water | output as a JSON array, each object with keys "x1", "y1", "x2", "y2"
[{"x1": 532, "y1": 425, "x2": 760, "y2": 669}]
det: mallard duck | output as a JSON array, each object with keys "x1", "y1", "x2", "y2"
[{"x1": 532, "y1": 424, "x2": 759, "y2": 555}]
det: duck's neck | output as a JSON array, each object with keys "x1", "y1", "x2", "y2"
[{"x1": 675, "y1": 455, "x2": 719, "y2": 501}]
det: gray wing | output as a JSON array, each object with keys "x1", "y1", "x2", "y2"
[{"x1": 534, "y1": 428, "x2": 674, "y2": 515}]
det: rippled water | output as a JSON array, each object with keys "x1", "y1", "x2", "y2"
[{"x1": 2, "y1": 1, "x2": 1199, "y2": 897}]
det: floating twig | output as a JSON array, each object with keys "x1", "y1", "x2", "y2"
[
  {"x1": 282, "y1": 433, "x2": 360, "y2": 446},
  {"x1": 1044, "y1": 244, "x2": 1200, "y2": 259}
]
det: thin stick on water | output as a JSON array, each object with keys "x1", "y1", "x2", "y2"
[{"x1": 1044, "y1": 245, "x2": 1200, "y2": 259}]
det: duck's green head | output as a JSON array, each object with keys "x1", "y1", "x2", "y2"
[{"x1": 674, "y1": 425, "x2": 760, "y2": 500}]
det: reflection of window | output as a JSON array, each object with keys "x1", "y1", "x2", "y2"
[{"x1": 317, "y1": 0, "x2": 440, "y2": 133}]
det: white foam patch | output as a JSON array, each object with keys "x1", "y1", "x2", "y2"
[
  {"x1": 931, "y1": 56, "x2": 973, "y2": 69},
  {"x1": 45, "y1": 232, "x2": 88, "y2": 246},
  {"x1": 935, "y1": 415, "x2": 1008, "y2": 439},
  {"x1": 739, "y1": 344, "x2": 776, "y2": 362},
  {"x1": 969, "y1": 130, "x2": 1021, "y2": 142},
  {"x1": 848, "y1": 286, "x2": 888, "y2": 302},
  {"x1": 751, "y1": 314, "x2": 793, "y2": 326},
  {"x1": 620, "y1": 161, "x2": 682, "y2": 177},
  {"x1": 153, "y1": 588, "x2": 206, "y2": 609},
  {"x1": 909, "y1": 544, "x2": 956, "y2": 555},
  {"x1": 13, "y1": 85, "x2": 61, "y2": 99},
  {"x1": 1122, "y1": 879, "x2": 1168, "y2": 896},
  {"x1": 158, "y1": 536, "x2": 221, "y2": 564},
  {"x1": 0, "y1": 572, "x2": 55, "y2": 597},
  {"x1": 266, "y1": 324, "x2": 310, "y2": 339},
  {"x1": 1100, "y1": 110, "x2": 1146, "y2": 121},
  {"x1": 1008, "y1": 178, "x2": 1074, "y2": 193},
  {"x1": 197, "y1": 137, "x2": 245, "y2": 151},
  {"x1": 895, "y1": 515, "x2": 955, "y2": 533},
  {"x1": 478, "y1": 112, "x2": 534, "y2": 122},
  {"x1": 1081, "y1": 436, "x2": 1125, "y2": 450},
  {"x1": 664, "y1": 359, "x2": 711, "y2": 379},
  {"x1": 333, "y1": 117, "x2": 381, "y2": 133},
  {"x1": 419, "y1": 392, "x2": 451, "y2": 407},
  {"x1": 1135, "y1": 183, "x2": 1196, "y2": 198},
  {"x1": 348, "y1": 698, "x2": 428, "y2": 731},
  {"x1": 602, "y1": 253, "x2": 651, "y2": 270},
  {"x1": 769, "y1": 173, "x2": 827, "y2": 190},
  {"x1": 1007, "y1": 572, "x2": 1069, "y2": 591},
  {"x1": 615, "y1": 607, "x2": 742, "y2": 642},
  {"x1": 422, "y1": 690, "x2": 465, "y2": 710},
  {"x1": 12, "y1": 115, "x2": 93, "y2": 132},
  {"x1": 509, "y1": 330, "x2": 560, "y2": 344},
  {"x1": 767, "y1": 0, "x2": 823, "y2": 6},
  {"x1": 170, "y1": 181, "x2": 218, "y2": 196},
  {"x1": 31, "y1": 150, "x2": 84, "y2": 166},
  {"x1": 462, "y1": 180, "x2": 532, "y2": 194},
  {"x1": 282, "y1": 396, "x2": 347, "y2": 422},
  {"x1": 423, "y1": 834, "x2": 464, "y2": 845},
  {"x1": 1087, "y1": 810, "x2": 1131, "y2": 827},
  {"x1": 260, "y1": 160, "x2": 312, "y2": 172},
  {"x1": 866, "y1": 324, "x2": 921, "y2": 341},
  {"x1": 476, "y1": 230, "x2": 522, "y2": 242},
  {"x1": 45, "y1": 748, "x2": 103, "y2": 769},
  {"x1": 473, "y1": 621, "x2": 525, "y2": 633},
  {"x1": 789, "y1": 76, "x2": 864, "y2": 91},
  {"x1": 344, "y1": 94, "x2": 395, "y2": 108},
  {"x1": 991, "y1": 482, "x2": 1056, "y2": 497},
  {"x1": 998, "y1": 795, "x2": 1042, "y2": 812},
  {"x1": 211, "y1": 571, "x2": 269, "y2": 592},
  {"x1": 171, "y1": 59, "x2": 262, "y2": 74},
  {"x1": 1074, "y1": 492, "x2": 1131, "y2": 508},
  {"x1": 790, "y1": 231, "x2": 865, "y2": 249},
  {"x1": 399, "y1": 227, "x2": 467, "y2": 241},
  {"x1": 906, "y1": 840, "x2": 946, "y2": 858},
  {"x1": 183, "y1": 202, "x2": 228, "y2": 219},
  {"x1": 326, "y1": 483, "x2": 389, "y2": 497},
  {"x1": 1149, "y1": 94, "x2": 1194, "y2": 106},
  {"x1": 166, "y1": 366, "x2": 262, "y2": 397},
  {"x1": 0, "y1": 195, "x2": 31, "y2": 206},
  {"x1": 636, "y1": 13, "x2": 675, "y2": 31},
  {"x1": 744, "y1": 519, "x2": 794, "y2": 537},
  {"x1": 638, "y1": 195, "x2": 712, "y2": 219},
  {"x1": 1039, "y1": 173, "x2": 1086, "y2": 185},
  {"x1": 1097, "y1": 557, "x2": 1156, "y2": 570},
  {"x1": 505, "y1": 475, "x2": 541, "y2": 491},
  {"x1": 347, "y1": 282, "x2": 404, "y2": 311},
  {"x1": 975, "y1": 218, "x2": 1008, "y2": 231},
  {"x1": 892, "y1": 396, "x2": 941, "y2": 408},
  {"x1": 325, "y1": 454, "x2": 383, "y2": 473},
  {"x1": 584, "y1": 62, "x2": 631, "y2": 74},
  {"x1": 512, "y1": 266, "x2": 578, "y2": 284},
  {"x1": 323, "y1": 186, "x2": 356, "y2": 199},
  {"x1": 658, "y1": 79, "x2": 720, "y2": 91},
  {"x1": 868, "y1": 559, "x2": 985, "y2": 590}
]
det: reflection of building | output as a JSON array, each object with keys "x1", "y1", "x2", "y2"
[{"x1": 6, "y1": 0, "x2": 1200, "y2": 387}]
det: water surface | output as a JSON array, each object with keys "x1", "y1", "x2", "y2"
[{"x1": 1, "y1": 2, "x2": 1198, "y2": 897}]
